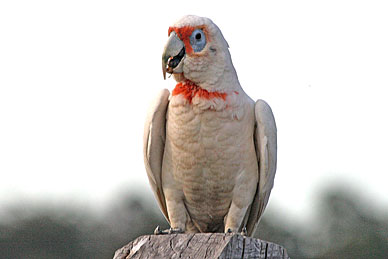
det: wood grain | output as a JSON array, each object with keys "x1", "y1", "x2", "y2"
[{"x1": 113, "y1": 233, "x2": 289, "y2": 259}]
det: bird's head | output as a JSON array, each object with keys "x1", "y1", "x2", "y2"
[{"x1": 162, "y1": 15, "x2": 238, "y2": 92}]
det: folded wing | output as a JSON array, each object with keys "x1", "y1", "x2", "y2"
[
  {"x1": 143, "y1": 89, "x2": 170, "y2": 222},
  {"x1": 245, "y1": 99, "x2": 277, "y2": 236}
]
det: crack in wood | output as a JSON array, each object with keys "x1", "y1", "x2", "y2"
[
  {"x1": 241, "y1": 236, "x2": 246, "y2": 259},
  {"x1": 113, "y1": 233, "x2": 290, "y2": 259}
]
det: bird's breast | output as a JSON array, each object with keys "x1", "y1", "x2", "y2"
[{"x1": 163, "y1": 90, "x2": 255, "y2": 229}]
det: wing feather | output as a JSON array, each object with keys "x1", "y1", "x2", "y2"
[
  {"x1": 245, "y1": 99, "x2": 277, "y2": 236},
  {"x1": 143, "y1": 89, "x2": 170, "y2": 222}
]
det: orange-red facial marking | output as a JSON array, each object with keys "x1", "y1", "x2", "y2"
[
  {"x1": 168, "y1": 25, "x2": 209, "y2": 55},
  {"x1": 172, "y1": 80, "x2": 227, "y2": 103}
]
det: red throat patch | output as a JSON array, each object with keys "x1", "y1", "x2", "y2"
[{"x1": 172, "y1": 80, "x2": 227, "y2": 103}]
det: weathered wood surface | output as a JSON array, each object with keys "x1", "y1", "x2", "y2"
[{"x1": 113, "y1": 233, "x2": 289, "y2": 259}]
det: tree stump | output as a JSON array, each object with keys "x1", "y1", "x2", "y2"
[{"x1": 113, "y1": 233, "x2": 289, "y2": 259}]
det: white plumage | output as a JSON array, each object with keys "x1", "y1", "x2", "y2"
[{"x1": 144, "y1": 15, "x2": 277, "y2": 236}]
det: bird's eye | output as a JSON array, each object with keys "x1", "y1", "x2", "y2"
[{"x1": 189, "y1": 29, "x2": 206, "y2": 52}]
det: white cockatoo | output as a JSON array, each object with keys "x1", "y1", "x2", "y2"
[{"x1": 144, "y1": 15, "x2": 277, "y2": 237}]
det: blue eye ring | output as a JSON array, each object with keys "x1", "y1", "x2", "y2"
[{"x1": 189, "y1": 29, "x2": 206, "y2": 53}]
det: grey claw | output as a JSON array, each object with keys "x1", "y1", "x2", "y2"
[
  {"x1": 154, "y1": 226, "x2": 162, "y2": 235},
  {"x1": 155, "y1": 226, "x2": 183, "y2": 235}
]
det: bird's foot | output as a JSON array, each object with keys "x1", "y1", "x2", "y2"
[
  {"x1": 154, "y1": 226, "x2": 164, "y2": 235},
  {"x1": 240, "y1": 227, "x2": 247, "y2": 236},
  {"x1": 168, "y1": 227, "x2": 184, "y2": 234},
  {"x1": 225, "y1": 227, "x2": 247, "y2": 236},
  {"x1": 154, "y1": 226, "x2": 184, "y2": 235}
]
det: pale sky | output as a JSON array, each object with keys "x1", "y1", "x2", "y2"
[{"x1": 1, "y1": 0, "x2": 387, "y2": 222}]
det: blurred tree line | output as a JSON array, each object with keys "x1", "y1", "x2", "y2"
[{"x1": 0, "y1": 185, "x2": 387, "y2": 259}]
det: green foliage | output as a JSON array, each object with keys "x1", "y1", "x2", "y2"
[{"x1": 0, "y1": 186, "x2": 387, "y2": 258}]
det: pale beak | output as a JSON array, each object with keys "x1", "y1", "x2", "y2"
[{"x1": 162, "y1": 31, "x2": 185, "y2": 80}]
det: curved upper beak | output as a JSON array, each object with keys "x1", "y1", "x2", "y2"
[{"x1": 162, "y1": 32, "x2": 185, "y2": 80}]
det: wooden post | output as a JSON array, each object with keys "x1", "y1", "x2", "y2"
[{"x1": 113, "y1": 233, "x2": 289, "y2": 259}]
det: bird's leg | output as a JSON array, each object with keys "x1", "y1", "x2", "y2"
[
  {"x1": 224, "y1": 173, "x2": 257, "y2": 235},
  {"x1": 162, "y1": 188, "x2": 187, "y2": 233},
  {"x1": 224, "y1": 202, "x2": 249, "y2": 234}
]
